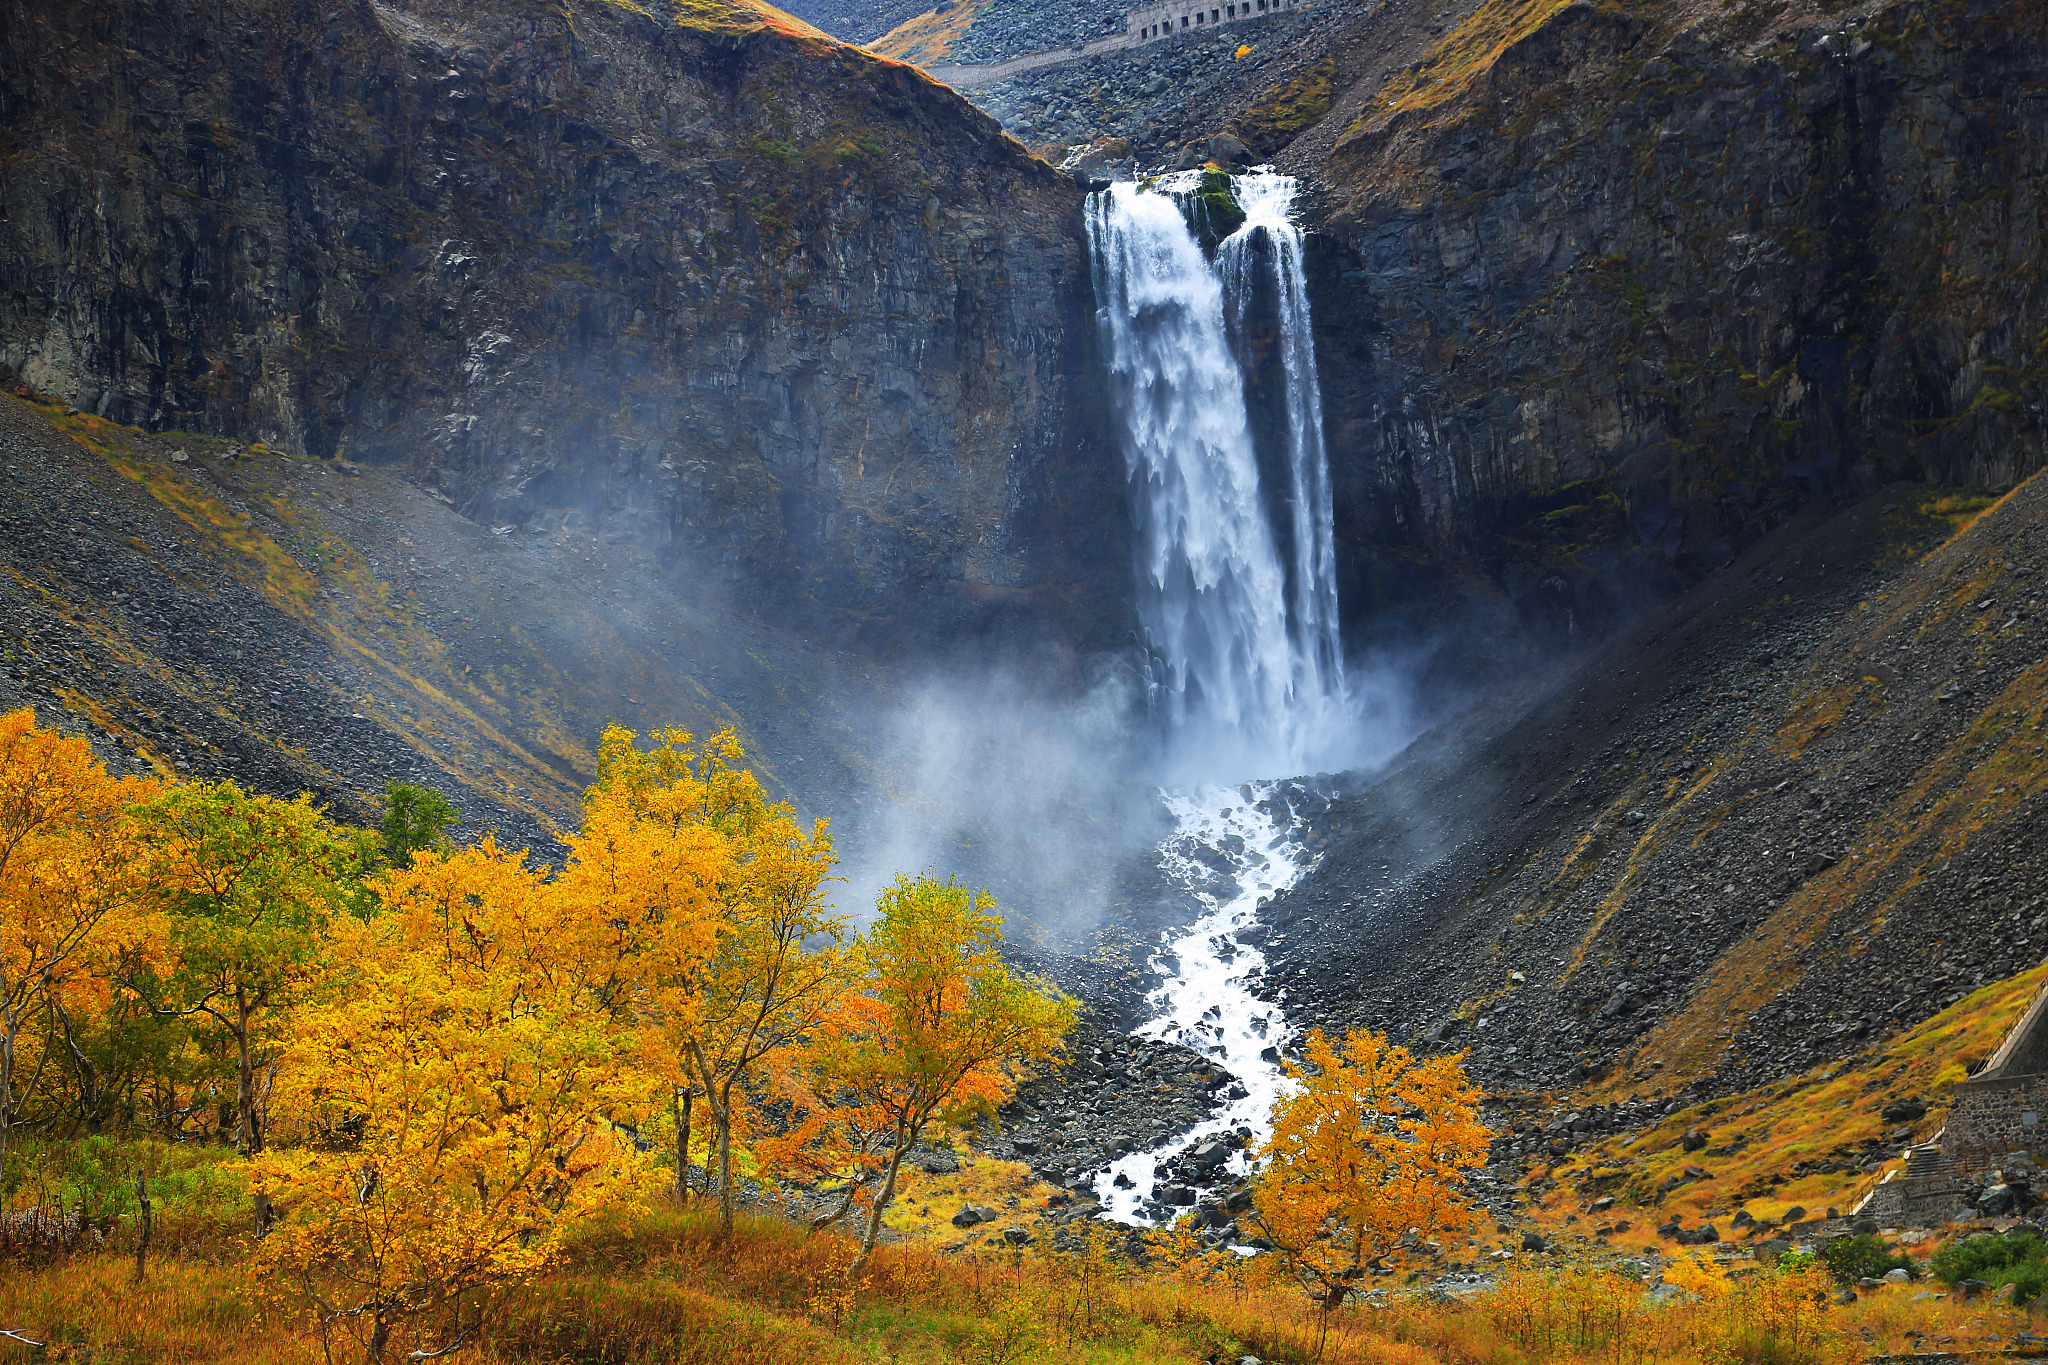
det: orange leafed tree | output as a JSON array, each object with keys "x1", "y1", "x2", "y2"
[
  {"x1": 0, "y1": 709, "x2": 159, "y2": 1186},
  {"x1": 820, "y1": 874, "x2": 1075, "y2": 1275},
  {"x1": 1251, "y1": 1027, "x2": 1489, "y2": 1322}
]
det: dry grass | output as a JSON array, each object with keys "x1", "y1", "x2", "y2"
[
  {"x1": 1361, "y1": 0, "x2": 1590, "y2": 133},
  {"x1": 1531, "y1": 961, "x2": 2048, "y2": 1244},
  {"x1": 869, "y1": 0, "x2": 996, "y2": 63},
  {"x1": 4, "y1": 1193, "x2": 2038, "y2": 1363},
  {"x1": 873, "y1": 1146, "x2": 1064, "y2": 1247}
]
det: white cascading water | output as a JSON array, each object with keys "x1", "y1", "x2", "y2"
[
  {"x1": 1087, "y1": 171, "x2": 1346, "y2": 781},
  {"x1": 1084, "y1": 171, "x2": 1345, "y2": 1227}
]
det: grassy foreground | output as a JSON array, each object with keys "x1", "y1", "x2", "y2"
[{"x1": 1, "y1": 1200, "x2": 2043, "y2": 1364}]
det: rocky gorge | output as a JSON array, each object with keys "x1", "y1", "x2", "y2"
[
  {"x1": 0, "y1": 0, "x2": 1126, "y2": 651},
  {"x1": 6, "y1": 0, "x2": 2048, "y2": 1280}
]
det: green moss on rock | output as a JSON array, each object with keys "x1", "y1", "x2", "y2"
[{"x1": 1183, "y1": 168, "x2": 1246, "y2": 252}]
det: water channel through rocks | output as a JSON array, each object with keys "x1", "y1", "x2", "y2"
[
  {"x1": 1092, "y1": 781, "x2": 1313, "y2": 1227},
  {"x1": 984, "y1": 170, "x2": 1360, "y2": 1250}
]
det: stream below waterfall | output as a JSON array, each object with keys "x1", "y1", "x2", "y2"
[
  {"x1": 1093, "y1": 782, "x2": 1313, "y2": 1225},
  {"x1": 1081, "y1": 167, "x2": 1348, "y2": 1231}
]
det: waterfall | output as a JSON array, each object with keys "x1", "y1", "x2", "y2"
[
  {"x1": 1087, "y1": 170, "x2": 1346, "y2": 781},
  {"x1": 1079, "y1": 171, "x2": 1351, "y2": 1228}
]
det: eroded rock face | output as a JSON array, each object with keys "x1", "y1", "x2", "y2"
[
  {"x1": 0, "y1": 0, "x2": 1124, "y2": 643},
  {"x1": 1297, "y1": 0, "x2": 2047, "y2": 648}
]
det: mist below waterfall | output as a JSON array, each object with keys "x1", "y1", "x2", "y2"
[{"x1": 831, "y1": 171, "x2": 1417, "y2": 952}]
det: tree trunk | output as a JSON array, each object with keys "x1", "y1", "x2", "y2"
[
  {"x1": 715, "y1": 1077, "x2": 735, "y2": 1238},
  {"x1": 133, "y1": 1174, "x2": 152, "y2": 1283},
  {"x1": 850, "y1": 1130, "x2": 911, "y2": 1278},
  {"x1": 0, "y1": 1005, "x2": 15, "y2": 1217},
  {"x1": 366, "y1": 1306, "x2": 390, "y2": 1365},
  {"x1": 234, "y1": 987, "x2": 260, "y2": 1153},
  {"x1": 809, "y1": 1172, "x2": 867, "y2": 1234},
  {"x1": 0, "y1": 1002, "x2": 13, "y2": 1195},
  {"x1": 673, "y1": 1087, "x2": 693, "y2": 1205}
]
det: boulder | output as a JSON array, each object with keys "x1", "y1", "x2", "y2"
[
  {"x1": 1880, "y1": 1099, "x2": 1928, "y2": 1123},
  {"x1": 952, "y1": 1204, "x2": 995, "y2": 1228},
  {"x1": 919, "y1": 1148, "x2": 961, "y2": 1174},
  {"x1": 1883, "y1": 1267, "x2": 1912, "y2": 1285},
  {"x1": 1681, "y1": 1129, "x2": 1709, "y2": 1152},
  {"x1": 1205, "y1": 132, "x2": 1251, "y2": 166},
  {"x1": 1521, "y1": 1230, "x2": 1548, "y2": 1252},
  {"x1": 1060, "y1": 136, "x2": 1134, "y2": 189}
]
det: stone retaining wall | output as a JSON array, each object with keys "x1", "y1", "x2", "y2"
[
  {"x1": 920, "y1": 0, "x2": 1306, "y2": 89},
  {"x1": 1947, "y1": 1074, "x2": 2048, "y2": 1159}
]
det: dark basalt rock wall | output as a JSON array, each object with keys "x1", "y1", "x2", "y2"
[
  {"x1": 0, "y1": 0, "x2": 1129, "y2": 648},
  {"x1": 1288, "y1": 0, "x2": 2048, "y2": 654}
]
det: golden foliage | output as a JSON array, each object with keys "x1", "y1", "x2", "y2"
[
  {"x1": 255, "y1": 835, "x2": 646, "y2": 1363},
  {"x1": 1251, "y1": 1027, "x2": 1489, "y2": 1317},
  {"x1": 0, "y1": 708, "x2": 159, "y2": 1177},
  {"x1": 813, "y1": 874, "x2": 1075, "y2": 1272}
]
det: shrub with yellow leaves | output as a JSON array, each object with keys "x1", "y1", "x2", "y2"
[
  {"x1": 255, "y1": 838, "x2": 646, "y2": 1364},
  {"x1": 1249, "y1": 1026, "x2": 1489, "y2": 1332}
]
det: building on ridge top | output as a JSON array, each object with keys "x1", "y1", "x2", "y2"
[{"x1": 1123, "y1": 0, "x2": 1305, "y2": 46}]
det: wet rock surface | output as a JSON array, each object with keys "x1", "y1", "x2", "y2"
[
  {"x1": 994, "y1": 1018, "x2": 1231, "y2": 1192},
  {"x1": 1294, "y1": 0, "x2": 2048, "y2": 642}
]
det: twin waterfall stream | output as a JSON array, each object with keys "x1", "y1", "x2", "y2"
[{"x1": 1083, "y1": 171, "x2": 1346, "y2": 1227}]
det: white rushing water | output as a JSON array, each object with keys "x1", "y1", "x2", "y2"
[
  {"x1": 1084, "y1": 170, "x2": 1345, "y2": 1228},
  {"x1": 1086, "y1": 170, "x2": 1348, "y2": 781},
  {"x1": 1093, "y1": 782, "x2": 1313, "y2": 1224}
]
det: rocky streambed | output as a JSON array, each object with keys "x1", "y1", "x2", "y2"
[{"x1": 982, "y1": 779, "x2": 1366, "y2": 1253}]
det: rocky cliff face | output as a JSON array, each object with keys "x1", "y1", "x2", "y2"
[
  {"x1": 0, "y1": 0, "x2": 1126, "y2": 646},
  {"x1": 1291, "y1": 0, "x2": 2048, "y2": 649}
]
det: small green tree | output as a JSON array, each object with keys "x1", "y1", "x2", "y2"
[
  {"x1": 1821, "y1": 1232, "x2": 1917, "y2": 1285},
  {"x1": 378, "y1": 782, "x2": 457, "y2": 867},
  {"x1": 1932, "y1": 1231, "x2": 2042, "y2": 1303},
  {"x1": 131, "y1": 781, "x2": 354, "y2": 1151}
]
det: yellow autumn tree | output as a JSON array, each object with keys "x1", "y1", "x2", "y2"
[
  {"x1": 578, "y1": 724, "x2": 843, "y2": 1231},
  {"x1": 1250, "y1": 1027, "x2": 1489, "y2": 1324},
  {"x1": 255, "y1": 837, "x2": 643, "y2": 1365},
  {"x1": 820, "y1": 874, "x2": 1075, "y2": 1275},
  {"x1": 0, "y1": 709, "x2": 159, "y2": 1186}
]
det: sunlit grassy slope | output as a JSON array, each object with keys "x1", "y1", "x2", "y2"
[{"x1": 1521, "y1": 959, "x2": 2048, "y2": 1250}]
